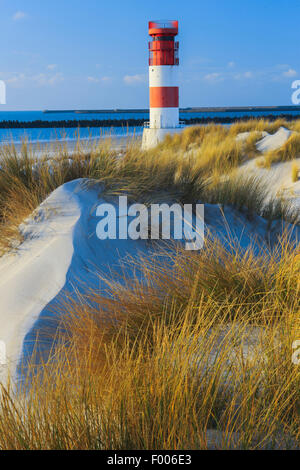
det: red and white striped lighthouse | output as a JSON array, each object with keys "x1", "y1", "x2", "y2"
[{"x1": 142, "y1": 20, "x2": 182, "y2": 149}]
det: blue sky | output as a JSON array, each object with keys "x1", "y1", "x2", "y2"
[{"x1": 1, "y1": 0, "x2": 300, "y2": 110}]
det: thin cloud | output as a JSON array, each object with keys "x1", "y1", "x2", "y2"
[
  {"x1": 47, "y1": 64, "x2": 57, "y2": 71},
  {"x1": 276, "y1": 64, "x2": 291, "y2": 70},
  {"x1": 204, "y1": 72, "x2": 223, "y2": 82},
  {"x1": 87, "y1": 76, "x2": 112, "y2": 83},
  {"x1": 234, "y1": 71, "x2": 254, "y2": 80},
  {"x1": 34, "y1": 73, "x2": 64, "y2": 86},
  {"x1": 6, "y1": 73, "x2": 26, "y2": 86},
  {"x1": 283, "y1": 68, "x2": 297, "y2": 78},
  {"x1": 87, "y1": 76, "x2": 100, "y2": 83},
  {"x1": 6, "y1": 72, "x2": 64, "y2": 87},
  {"x1": 101, "y1": 76, "x2": 112, "y2": 82},
  {"x1": 13, "y1": 11, "x2": 28, "y2": 21},
  {"x1": 123, "y1": 74, "x2": 146, "y2": 85}
]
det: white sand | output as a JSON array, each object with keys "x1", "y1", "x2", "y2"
[
  {"x1": 234, "y1": 126, "x2": 300, "y2": 210},
  {"x1": 0, "y1": 181, "x2": 81, "y2": 371},
  {"x1": 256, "y1": 126, "x2": 292, "y2": 153},
  {"x1": 239, "y1": 157, "x2": 300, "y2": 211},
  {"x1": 235, "y1": 130, "x2": 268, "y2": 143},
  {"x1": 0, "y1": 179, "x2": 154, "y2": 374},
  {"x1": 0, "y1": 134, "x2": 141, "y2": 160}
]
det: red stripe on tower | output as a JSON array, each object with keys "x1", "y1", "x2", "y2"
[{"x1": 150, "y1": 87, "x2": 179, "y2": 108}]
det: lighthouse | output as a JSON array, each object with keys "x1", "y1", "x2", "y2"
[{"x1": 142, "y1": 20, "x2": 182, "y2": 149}]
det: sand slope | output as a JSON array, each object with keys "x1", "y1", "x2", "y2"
[
  {"x1": 0, "y1": 180, "x2": 81, "y2": 370},
  {"x1": 0, "y1": 174, "x2": 298, "y2": 375},
  {"x1": 256, "y1": 126, "x2": 292, "y2": 153}
]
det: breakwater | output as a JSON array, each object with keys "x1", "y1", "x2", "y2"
[{"x1": 1, "y1": 113, "x2": 300, "y2": 129}]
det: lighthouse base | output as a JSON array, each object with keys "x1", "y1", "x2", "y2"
[{"x1": 142, "y1": 127, "x2": 183, "y2": 150}]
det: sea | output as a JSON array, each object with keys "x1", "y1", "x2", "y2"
[{"x1": 1, "y1": 109, "x2": 300, "y2": 145}]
